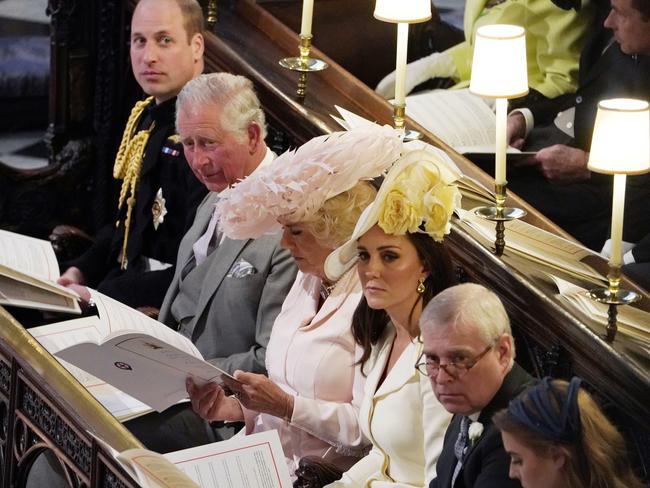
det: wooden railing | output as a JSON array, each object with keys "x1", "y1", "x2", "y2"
[{"x1": 0, "y1": 306, "x2": 141, "y2": 487}]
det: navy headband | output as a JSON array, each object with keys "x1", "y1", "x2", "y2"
[{"x1": 507, "y1": 376, "x2": 583, "y2": 444}]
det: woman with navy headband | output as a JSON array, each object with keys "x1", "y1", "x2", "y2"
[{"x1": 493, "y1": 377, "x2": 643, "y2": 488}]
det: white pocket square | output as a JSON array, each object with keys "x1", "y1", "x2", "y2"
[{"x1": 227, "y1": 259, "x2": 257, "y2": 278}]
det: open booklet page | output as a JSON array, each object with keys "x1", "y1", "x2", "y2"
[
  {"x1": 29, "y1": 289, "x2": 233, "y2": 419},
  {"x1": 402, "y1": 90, "x2": 528, "y2": 156},
  {"x1": 98, "y1": 430, "x2": 291, "y2": 488},
  {"x1": 161, "y1": 430, "x2": 292, "y2": 488},
  {"x1": 54, "y1": 289, "x2": 235, "y2": 412},
  {"x1": 29, "y1": 315, "x2": 154, "y2": 421},
  {"x1": 0, "y1": 229, "x2": 80, "y2": 313},
  {"x1": 456, "y1": 209, "x2": 607, "y2": 285},
  {"x1": 405, "y1": 89, "x2": 495, "y2": 149}
]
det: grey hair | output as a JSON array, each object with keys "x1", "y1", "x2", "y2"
[
  {"x1": 420, "y1": 283, "x2": 516, "y2": 359},
  {"x1": 176, "y1": 72, "x2": 267, "y2": 140}
]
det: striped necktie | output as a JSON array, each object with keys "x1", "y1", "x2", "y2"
[{"x1": 451, "y1": 416, "x2": 470, "y2": 486}]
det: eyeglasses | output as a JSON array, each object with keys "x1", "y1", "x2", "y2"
[{"x1": 415, "y1": 344, "x2": 494, "y2": 379}]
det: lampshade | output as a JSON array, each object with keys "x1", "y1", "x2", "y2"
[
  {"x1": 469, "y1": 24, "x2": 529, "y2": 99},
  {"x1": 374, "y1": 0, "x2": 432, "y2": 23},
  {"x1": 588, "y1": 99, "x2": 650, "y2": 175}
]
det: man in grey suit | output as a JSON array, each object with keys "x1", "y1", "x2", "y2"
[{"x1": 126, "y1": 72, "x2": 297, "y2": 452}]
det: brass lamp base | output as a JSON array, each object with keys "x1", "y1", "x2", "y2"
[
  {"x1": 473, "y1": 183, "x2": 526, "y2": 256},
  {"x1": 278, "y1": 56, "x2": 328, "y2": 72},
  {"x1": 279, "y1": 35, "x2": 329, "y2": 99},
  {"x1": 473, "y1": 206, "x2": 527, "y2": 221},
  {"x1": 589, "y1": 285, "x2": 640, "y2": 342},
  {"x1": 392, "y1": 104, "x2": 422, "y2": 141}
]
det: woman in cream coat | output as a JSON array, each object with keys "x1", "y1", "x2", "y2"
[
  {"x1": 186, "y1": 127, "x2": 403, "y2": 474},
  {"x1": 324, "y1": 149, "x2": 460, "y2": 486}
]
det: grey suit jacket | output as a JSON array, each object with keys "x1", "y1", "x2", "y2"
[{"x1": 159, "y1": 192, "x2": 297, "y2": 374}]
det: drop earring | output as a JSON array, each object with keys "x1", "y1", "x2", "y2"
[{"x1": 417, "y1": 277, "x2": 426, "y2": 294}]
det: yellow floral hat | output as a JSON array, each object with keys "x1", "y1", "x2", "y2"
[{"x1": 324, "y1": 147, "x2": 461, "y2": 280}]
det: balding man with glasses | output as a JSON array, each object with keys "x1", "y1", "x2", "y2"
[{"x1": 416, "y1": 283, "x2": 535, "y2": 488}]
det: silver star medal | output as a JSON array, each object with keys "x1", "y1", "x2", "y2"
[{"x1": 151, "y1": 188, "x2": 168, "y2": 230}]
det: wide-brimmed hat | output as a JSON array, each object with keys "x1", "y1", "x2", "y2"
[{"x1": 324, "y1": 147, "x2": 461, "y2": 281}]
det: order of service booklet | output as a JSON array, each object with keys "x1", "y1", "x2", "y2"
[
  {"x1": 29, "y1": 289, "x2": 236, "y2": 420},
  {"x1": 97, "y1": 429, "x2": 292, "y2": 488},
  {"x1": 0, "y1": 229, "x2": 81, "y2": 313}
]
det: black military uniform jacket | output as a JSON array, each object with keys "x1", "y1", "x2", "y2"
[{"x1": 69, "y1": 97, "x2": 207, "y2": 308}]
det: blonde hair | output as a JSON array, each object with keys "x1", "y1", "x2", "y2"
[
  {"x1": 302, "y1": 181, "x2": 377, "y2": 248},
  {"x1": 494, "y1": 381, "x2": 644, "y2": 488}
]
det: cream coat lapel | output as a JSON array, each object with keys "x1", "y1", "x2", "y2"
[{"x1": 374, "y1": 338, "x2": 421, "y2": 398}]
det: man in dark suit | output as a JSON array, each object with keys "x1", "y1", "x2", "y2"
[
  {"x1": 419, "y1": 283, "x2": 534, "y2": 488},
  {"x1": 124, "y1": 72, "x2": 297, "y2": 452},
  {"x1": 57, "y1": 0, "x2": 208, "y2": 309},
  {"x1": 506, "y1": 0, "x2": 650, "y2": 251}
]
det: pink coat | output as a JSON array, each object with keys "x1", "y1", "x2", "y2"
[{"x1": 242, "y1": 269, "x2": 368, "y2": 473}]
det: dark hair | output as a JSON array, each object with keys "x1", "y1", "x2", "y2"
[
  {"x1": 631, "y1": 0, "x2": 650, "y2": 21},
  {"x1": 494, "y1": 379, "x2": 644, "y2": 488},
  {"x1": 352, "y1": 232, "x2": 456, "y2": 372}
]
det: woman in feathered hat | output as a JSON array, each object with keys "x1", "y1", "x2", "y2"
[
  {"x1": 324, "y1": 146, "x2": 461, "y2": 487},
  {"x1": 186, "y1": 126, "x2": 402, "y2": 474}
]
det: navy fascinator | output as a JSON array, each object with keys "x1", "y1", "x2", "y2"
[{"x1": 507, "y1": 376, "x2": 583, "y2": 444}]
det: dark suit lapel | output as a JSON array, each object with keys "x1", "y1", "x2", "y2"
[
  {"x1": 580, "y1": 40, "x2": 622, "y2": 88},
  {"x1": 457, "y1": 364, "x2": 535, "y2": 478}
]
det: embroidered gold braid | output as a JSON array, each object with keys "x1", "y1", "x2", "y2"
[{"x1": 113, "y1": 96, "x2": 155, "y2": 270}]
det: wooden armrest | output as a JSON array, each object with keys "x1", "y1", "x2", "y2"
[
  {"x1": 293, "y1": 456, "x2": 343, "y2": 488},
  {"x1": 136, "y1": 306, "x2": 160, "y2": 320},
  {"x1": 49, "y1": 224, "x2": 95, "y2": 262}
]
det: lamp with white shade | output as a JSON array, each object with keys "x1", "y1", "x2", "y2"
[
  {"x1": 374, "y1": 0, "x2": 432, "y2": 135},
  {"x1": 469, "y1": 24, "x2": 529, "y2": 255},
  {"x1": 279, "y1": 0, "x2": 329, "y2": 99},
  {"x1": 587, "y1": 98, "x2": 650, "y2": 341}
]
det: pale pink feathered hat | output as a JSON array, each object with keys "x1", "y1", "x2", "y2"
[{"x1": 216, "y1": 125, "x2": 403, "y2": 240}]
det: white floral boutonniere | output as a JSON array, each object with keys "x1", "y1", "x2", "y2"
[{"x1": 468, "y1": 421, "x2": 484, "y2": 446}]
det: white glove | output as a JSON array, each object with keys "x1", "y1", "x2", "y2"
[{"x1": 375, "y1": 51, "x2": 458, "y2": 99}]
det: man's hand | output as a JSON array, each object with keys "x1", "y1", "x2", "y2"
[
  {"x1": 57, "y1": 266, "x2": 91, "y2": 302},
  {"x1": 57, "y1": 266, "x2": 85, "y2": 286},
  {"x1": 507, "y1": 112, "x2": 527, "y2": 150},
  {"x1": 224, "y1": 371, "x2": 294, "y2": 420},
  {"x1": 186, "y1": 378, "x2": 244, "y2": 422},
  {"x1": 535, "y1": 144, "x2": 590, "y2": 183}
]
